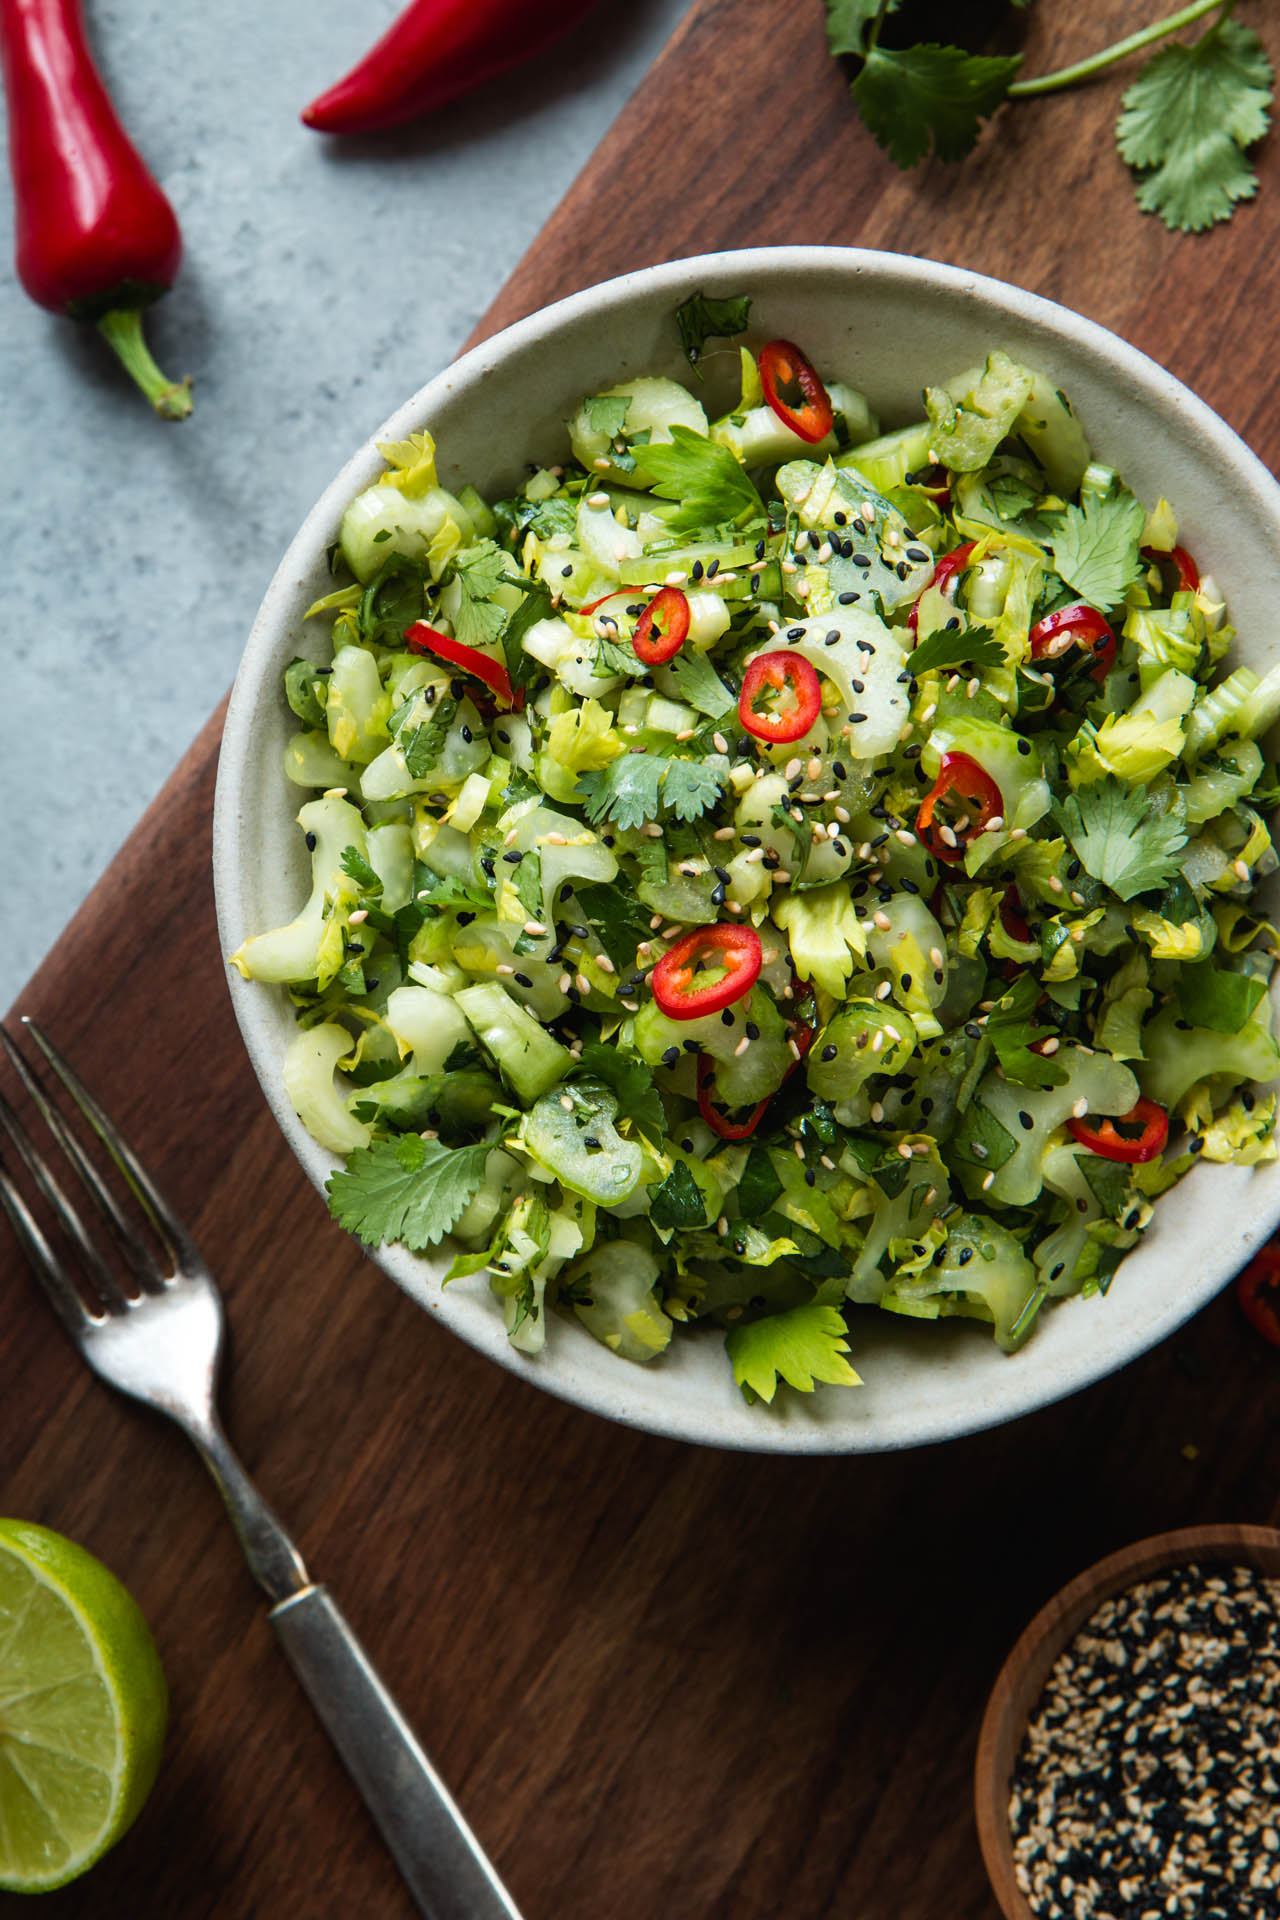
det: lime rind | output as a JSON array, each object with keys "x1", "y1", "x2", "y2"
[{"x1": 0, "y1": 1522, "x2": 167, "y2": 1892}]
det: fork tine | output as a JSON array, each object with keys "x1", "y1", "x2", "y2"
[
  {"x1": 0, "y1": 1143, "x2": 98, "y2": 1337},
  {"x1": 1, "y1": 1025, "x2": 170, "y2": 1293},
  {"x1": 19, "y1": 1022, "x2": 193, "y2": 1254},
  {"x1": 0, "y1": 1077, "x2": 135, "y2": 1311}
]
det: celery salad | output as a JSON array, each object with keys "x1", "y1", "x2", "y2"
[{"x1": 232, "y1": 293, "x2": 1280, "y2": 1409}]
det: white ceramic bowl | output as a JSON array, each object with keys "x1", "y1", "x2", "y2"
[{"x1": 214, "y1": 245, "x2": 1280, "y2": 1454}]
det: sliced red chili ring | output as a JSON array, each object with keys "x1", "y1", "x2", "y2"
[
  {"x1": 738, "y1": 651, "x2": 822, "y2": 744},
  {"x1": 1237, "y1": 1243, "x2": 1280, "y2": 1348},
  {"x1": 1028, "y1": 603, "x2": 1115, "y2": 683},
  {"x1": 915, "y1": 751, "x2": 1005, "y2": 864},
  {"x1": 1068, "y1": 1097, "x2": 1169, "y2": 1165},
  {"x1": 696, "y1": 1055, "x2": 770, "y2": 1140},
  {"x1": 758, "y1": 339, "x2": 833, "y2": 445},
  {"x1": 404, "y1": 622, "x2": 522, "y2": 710},
  {"x1": 631, "y1": 586, "x2": 690, "y2": 666},
  {"x1": 907, "y1": 541, "x2": 976, "y2": 637},
  {"x1": 999, "y1": 887, "x2": 1033, "y2": 946},
  {"x1": 651, "y1": 924, "x2": 762, "y2": 1021},
  {"x1": 1141, "y1": 543, "x2": 1200, "y2": 593}
]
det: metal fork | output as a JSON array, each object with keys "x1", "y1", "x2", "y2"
[{"x1": 0, "y1": 1019, "x2": 522, "y2": 1920}]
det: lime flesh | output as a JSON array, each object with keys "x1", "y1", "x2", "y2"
[{"x1": 0, "y1": 1521, "x2": 167, "y2": 1893}]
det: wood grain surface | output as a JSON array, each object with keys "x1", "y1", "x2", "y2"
[{"x1": 5, "y1": 4, "x2": 1280, "y2": 1916}]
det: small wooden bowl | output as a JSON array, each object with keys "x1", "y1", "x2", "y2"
[{"x1": 974, "y1": 1522, "x2": 1280, "y2": 1920}]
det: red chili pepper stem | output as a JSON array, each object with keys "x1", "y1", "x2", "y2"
[
  {"x1": 1, "y1": 0, "x2": 191, "y2": 419},
  {"x1": 95, "y1": 305, "x2": 192, "y2": 420}
]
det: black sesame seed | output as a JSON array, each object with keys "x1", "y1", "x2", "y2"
[
  {"x1": 1018, "y1": 1110, "x2": 1034, "y2": 1130},
  {"x1": 305, "y1": 832, "x2": 317, "y2": 851},
  {"x1": 513, "y1": 972, "x2": 533, "y2": 988},
  {"x1": 821, "y1": 1044, "x2": 838, "y2": 1061}
]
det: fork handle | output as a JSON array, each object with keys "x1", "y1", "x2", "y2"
[{"x1": 270, "y1": 1585, "x2": 523, "y2": 1920}]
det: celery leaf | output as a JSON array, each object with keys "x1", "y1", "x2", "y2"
[
  {"x1": 631, "y1": 427, "x2": 762, "y2": 530},
  {"x1": 726, "y1": 1302, "x2": 861, "y2": 1405}
]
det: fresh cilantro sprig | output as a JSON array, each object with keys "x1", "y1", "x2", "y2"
[
  {"x1": 1055, "y1": 777, "x2": 1188, "y2": 900},
  {"x1": 825, "y1": 0, "x2": 1274, "y2": 234},
  {"x1": 578, "y1": 752, "x2": 726, "y2": 830},
  {"x1": 1048, "y1": 486, "x2": 1146, "y2": 611},
  {"x1": 326, "y1": 1136, "x2": 491, "y2": 1250},
  {"x1": 905, "y1": 622, "x2": 1004, "y2": 677}
]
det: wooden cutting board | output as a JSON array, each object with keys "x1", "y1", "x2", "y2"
[{"x1": 7, "y1": 4, "x2": 1280, "y2": 1915}]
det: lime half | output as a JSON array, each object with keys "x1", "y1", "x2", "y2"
[{"x1": 0, "y1": 1520, "x2": 168, "y2": 1893}]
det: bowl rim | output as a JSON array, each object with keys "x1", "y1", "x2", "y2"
[{"x1": 213, "y1": 242, "x2": 1280, "y2": 1456}]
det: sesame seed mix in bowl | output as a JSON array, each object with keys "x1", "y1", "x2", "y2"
[
  {"x1": 1011, "y1": 1563, "x2": 1280, "y2": 1919},
  {"x1": 228, "y1": 286, "x2": 1280, "y2": 1411}
]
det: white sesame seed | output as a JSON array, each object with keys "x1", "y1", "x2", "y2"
[
  {"x1": 873, "y1": 910, "x2": 892, "y2": 930},
  {"x1": 496, "y1": 963, "x2": 516, "y2": 975},
  {"x1": 870, "y1": 1101, "x2": 885, "y2": 1123},
  {"x1": 1010, "y1": 826, "x2": 1027, "y2": 841},
  {"x1": 713, "y1": 732, "x2": 729, "y2": 753},
  {"x1": 1070, "y1": 890, "x2": 1086, "y2": 907},
  {"x1": 930, "y1": 947, "x2": 944, "y2": 968},
  {"x1": 587, "y1": 490, "x2": 610, "y2": 507},
  {"x1": 347, "y1": 908, "x2": 368, "y2": 925},
  {"x1": 784, "y1": 757, "x2": 803, "y2": 780},
  {"x1": 523, "y1": 919, "x2": 548, "y2": 937},
  {"x1": 1048, "y1": 875, "x2": 1065, "y2": 893},
  {"x1": 322, "y1": 787, "x2": 348, "y2": 800},
  {"x1": 674, "y1": 727, "x2": 697, "y2": 742},
  {"x1": 820, "y1": 1154, "x2": 836, "y2": 1172},
  {"x1": 807, "y1": 756, "x2": 823, "y2": 781},
  {"x1": 643, "y1": 823, "x2": 664, "y2": 837},
  {"x1": 576, "y1": 972, "x2": 592, "y2": 995},
  {"x1": 661, "y1": 925, "x2": 683, "y2": 941},
  {"x1": 871, "y1": 1032, "x2": 885, "y2": 1053},
  {"x1": 981, "y1": 1171, "x2": 996, "y2": 1191},
  {"x1": 876, "y1": 980, "x2": 893, "y2": 1001},
  {"x1": 967, "y1": 677, "x2": 980, "y2": 699},
  {"x1": 596, "y1": 955, "x2": 616, "y2": 975},
  {"x1": 895, "y1": 828, "x2": 917, "y2": 847},
  {"x1": 1234, "y1": 858, "x2": 1251, "y2": 880},
  {"x1": 1073, "y1": 1098, "x2": 1089, "y2": 1119},
  {"x1": 649, "y1": 914, "x2": 663, "y2": 930},
  {"x1": 898, "y1": 1141, "x2": 913, "y2": 1159},
  {"x1": 592, "y1": 456, "x2": 611, "y2": 469},
  {"x1": 745, "y1": 846, "x2": 765, "y2": 863},
  {"x1": 985, "y1": 814, "x2": 1005, "y2": 834},
  {"x1": 834, "y1": 806, "x2": 851, "y2": 824},
  {"x1": 560, "y1": 1093, "x2": 575, "y2": 1110},
  {"x1": 557, "y1": 972, "x2": 571, "y2": 992},
  {"x1": 919, "y1": 702, "x2": 937, "y2": 722},
  {"x1": 544, "y1": 830, "x2": 568, "y2": 845}
]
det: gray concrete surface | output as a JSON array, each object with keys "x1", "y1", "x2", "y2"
[{"x1": 0, "y1": 0, "x2": 692, "y2": 1008}]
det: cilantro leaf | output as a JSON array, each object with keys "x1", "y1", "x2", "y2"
[
  {"x1": 984, "y1": 975, "x2": 1069, "y2": 1090},
  {"x1": 401, "y1": 695, "x2": 457, "y2": 779},
  {"x1": 1078, "y1": 1153, "x2": 1134, "y2": 1222},
  {"x1": 340, "y1": 844, "x2": 381, "y2": 891},
  {"x1": 1048, "y1": 487, "x2": 1146, "y2": 610},
  {"x1": 631, "y1": 426, "x2": 762, "y2": 531},
  {"x1": 665, "y1": 647, "x2": 735, "y2": 718},
  {"x1": 1055, "y1": 778, "x2": 1187, "y2": 902},
  {"x1": 739, "y1": 1143, "x2": 784, "y2": 1218},
  {"x1": 905, "y1": 621, "x2": 1004, "y2": 677},
  {"x1": 415, "y1": 871, "x2": 493, "y2": 913},
  {"x1": 674, "y1": 290, "x2": 753, "y2": 369},
  {"x1": 725, "y1": 1302, "x2": 861, "y2": 1405},
  {"x1": 573, "y1": 882, "x2": 651, "y2": 967},
  {"x1": 1174, "y1": 961, "x2": 1267, "y2": 1034},
  {"x1": 500, "y1": 576, "x2": 554, "y2": 694},
  {"x1": 583, "y1": 394, "x2": 632, "y2": 438},
  {"x1": 326, "y1": 1136, "x2": 490, "y2": 1250},
  {"x1": 508, "y1": 847, "x2": 543, "y2": 921},
  {"x1": 663, "y1": 758, "x2": 726, "y2": 823},
  {"x1": 571, "y1": 1044, "x2": 667, "y2": 1144},
  {"x1": 825, "y1": 0, "x2": 892, "y2": 59},
  {"x1": 851, "y1": 43, "x2": 1021, "y2": 168},
  {"x1": 578, "y1": 756, "x2": 667, "y2": 831},
  {"x1": 450, "y1": 541, "x2": 509, "y2": 651},
  {"x1": 578, "y1": 753, "x2": 725, "y2": 830},
  {"x1": 649, "y1": 1161, "x2": 708, "y2": 1232},
  {"x1": 1117, "y1": 19, "x2": 1273, "y2": 234}
]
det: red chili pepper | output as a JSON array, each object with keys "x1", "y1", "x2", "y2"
[
  {"x1": 757, "y1": 340, "x2": 833, "y2": 445},
  {"x1": 999, "y1": 887, "x2": 1033, "y2": 946},
  {"x1": 916, "y1": 751, "x2": 1004, "y2": 864},
  {"x1": 1141, "y1": 543, "x2": 1200, "y2": 593},
  {"x1": 1068, "y1": 1098, "x2": 1169, "y2": 1165},
  {"x1": 1, "y1": 0, "x2": 190, "y2": 418},
  {"x1": 651, "y1": 924, "x2": 761, "y2": 1022},
  {"x1": 301, "y1": 0, "x2": 598, "y2": 135},
  {"x1": 1028, "y1": 604, "x2": 1115, "y2": 683},
  {"x1": 631, "y1": 587, "x2": 690, "y2": 667},
  {"x1": 738, "y1": 651, "x2": 822, "y2": 744},
  {"x1": 695, "y1": 1056, "x2": 770, "y2": 1140},
  {"x1": 405, "y1": 621, "x2": 522, "y2": 709},
  {"x1": 1237, "y1": 1243, "x2": 1280, "y2": 1348}
]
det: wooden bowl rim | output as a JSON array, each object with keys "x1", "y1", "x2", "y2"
[{"x1": 973, "y1": 1522, "x2": 1280, "y2": 1920}]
